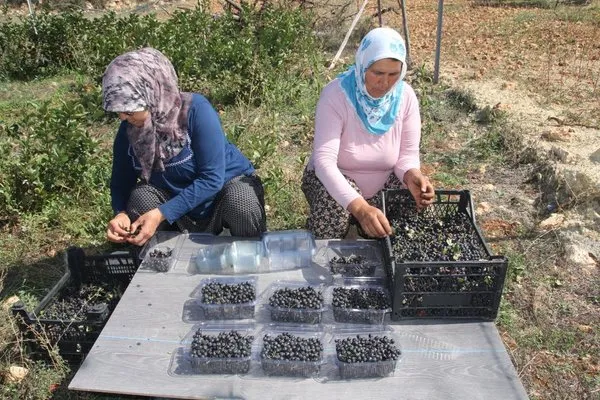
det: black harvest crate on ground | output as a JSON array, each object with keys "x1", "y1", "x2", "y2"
[
  {"x1": 380, "y1": 189, "x2": 508, "y2": 320},
  {"x1": 11, "y1": 247, "x2": 139, "y2": 366}
]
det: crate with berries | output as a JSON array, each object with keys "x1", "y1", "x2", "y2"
[{"x1": 381, "y1": 189, "x2": 508, "y2": 320}]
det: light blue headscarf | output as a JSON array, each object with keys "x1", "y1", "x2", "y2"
[{"x1": 338, "y1": 27, "x2": 407, "y2": 136}]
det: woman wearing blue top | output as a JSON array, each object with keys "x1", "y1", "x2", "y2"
[{"x1": 102, "y1": 48, "x2": 266, "y2": 245}]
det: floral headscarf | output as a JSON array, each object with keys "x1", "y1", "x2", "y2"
[
  {"x1": 102, "y1": 47, "x2": 192, "y2": 181},
  {"x1": 338, "y1": 27, "x2": 407, "y2": 136}
]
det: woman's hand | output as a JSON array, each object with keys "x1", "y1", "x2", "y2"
[
  {"x1": 348, "y1": 197, "x2": 392, "y2": 238},
  {"x1": 126, "y1": 208, "x2": 166, "y2": 246},
  {"x1": 403, "y1": 168, "x2": 435, "y2": 210},
  {"x1": 127, "y1": 208, "x2": 166, "y2": 246},
  {"x1": 106, "y1": 212, "x2": 132, "y2": 243}
]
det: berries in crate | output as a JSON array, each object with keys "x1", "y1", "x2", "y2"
[
  {"x1": 11, "y1": 247, "x2": 138, "y2": 366},
  {"x1": 381, "y1": 189, "x2": 508, "y2": 320}
]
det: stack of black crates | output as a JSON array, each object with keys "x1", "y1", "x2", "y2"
[
  {"x1": 380, "y1": 189, "x2": 508, "y2": 321},
  {"x1": 11, "y1": 247, "x2": 139, "y2": 366}
]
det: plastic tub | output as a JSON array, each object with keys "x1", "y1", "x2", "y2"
[
  {"x1": 262, "y1": 230, "x2": 316, "y2": 271},
  {"x1": 259, "y1": 327, "x2": 326, "y2": 378},
  {"x1": 329, "y1": 284, "x2": 391, "y2": 325},
  {"x1": 182, "y1": 323, "x2": 255, "y2": 375},
  {"x1": 193, "y1": 244, "x2": 231, "y2": 274},
  {"x1": 190, "y1": 276, "x2": 258, "y2": 320},
  {"x1": 262, "y1": 281, "x2": 327, "y2": 324},
  {"x1": 227, "y1": 241, "x2": 265, "y2": 273},
  {"x1": 324, "y1": 242, "x2": 381, "y2": 277},
  {"x1": 139, "y1": 246, "x2": 176, "y2": 272},
  {"x1": 333, "y1": 330, "x2": 401, "y2": 379}
]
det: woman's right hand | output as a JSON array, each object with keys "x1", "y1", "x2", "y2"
[
  {"x1": 347, "y1": 197, "x2": 392, "y2": 238},
  {"x1": 106, "y1": 212, "x2": 132, "y2": 243}
]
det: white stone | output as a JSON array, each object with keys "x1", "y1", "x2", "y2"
[
  {"x1": 565, "y1": 244, "x2": 596, "y2": 267},
  {"x1": 476, "y1": 201, "x2": 492, "y2": 215},
  {"x1": 2, "y1": 295, "x2": 20, "y2": 311},
  {"x1": 6, "y1": 366, "x2": 28, "y2": 383},
  {"x1": 538, "y1": 214, "x2": 565, "y2": 230}
]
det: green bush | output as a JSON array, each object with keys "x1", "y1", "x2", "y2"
[
  {"x1": 0, "y1": 99, "x2": 110, "y2": 216},
  {"x1": 0, "y1": 3, "x2": 320, "y2": 106}
]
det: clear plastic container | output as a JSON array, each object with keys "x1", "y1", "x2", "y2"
[
  {"x1": 323, "y1": 242, "x2": 381, "y2": 277},
  {"x1": 331, "y1": 328, "x2": 401, "y2": 379},
  {"x1": 328, "y1": 284, "x2": 391, "y2": 325},
  {"x1": 170, "y1": 322, "x2": 256, "y2": 375},
  {"x1": 179, "y1": 233, "x2": 216, "y2": 265},
  {"x1": 139, "y1": 246, "x2": 176, "y2": 272},
  {"x1": 262, "y1": 230, "x2": 316, "y2": 271},
  {"x1": 190, "y1": 276, "x2": 258, "y2": 320},
  {"x1": 261, "y1": 281, "x2": 327, "y2": 324},
  {"x1": 258, "y1": 326, "x2": 326, "y2": 378},
  {"x1": 193, "y1": 243, "x2": 232, "y2": 274},
  {"x1": 138, "y1": 231, "x2": 183, "y2": 261},
  {"x1": 227, "y1": 241, "x2": 265, "y2": 273}
]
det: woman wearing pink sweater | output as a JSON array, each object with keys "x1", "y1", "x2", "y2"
[{"x1": 302, "y1": 27, "x2": 434, "y2": 239}]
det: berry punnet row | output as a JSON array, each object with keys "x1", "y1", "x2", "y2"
[
  {"x1": 260, "y1": 332, "x2": 324, "y2": 377},
  {"x1": 268, "y1": 286, "x2": 325, "y2": 324},
  {"x1": 335, "y1": 334, "x2": 401, "y2": 379},
  {"x1": 190, "y1": 329, "x2": 254, "y2": 374}
]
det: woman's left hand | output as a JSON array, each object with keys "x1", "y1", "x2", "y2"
[
  {"x1": 127, "y1": 208, "x2": 166, "y2": 246},
  {"x1": 403, "y1": 168, "x2": 435, "y2": 210}
]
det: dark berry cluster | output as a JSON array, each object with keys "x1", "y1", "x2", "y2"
[
  {"x1": 332, "y1": 287, "x2": 390, "y2": 310},
  {"x1": 190, "y1": 329, "x2": 254, "y2": 374},
  {"x1": 329, "y1": 255, "x2": 376, "y2": 277},
  {"x1": 402, "y1": 265, "x2": 498, "y2": 294},
  {"x1": 41, "y1": 284, "x2": 116, "y2": 321},
  {"x1": 201, "y1": 281, "x2": 256, "y2": 319},
  {"x1": 269, "y1": 287, "x2": 324, "y2": 309},
  {"x1": 269, "y1": 286, "x2": 325, "y2": 324},
  {"x1": 389, "y1": 210, "x2": 488, "y2": 262},
  {"x1": 261, "y1": 332, "x2": 323, "y2": 377},
  {"x1": 145, "y1": 247, "x2": 173, "y2": 272},
  {"x1": 201, "y1": 282, "x2": 256, "y2": 304},
  {"x1": 335, "y1": 334, "x2": 401, "y2": 378},
  {"x1": 332, "y1": 287, "x2": 390, "y2": 324}
]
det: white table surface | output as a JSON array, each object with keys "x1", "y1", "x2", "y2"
[{"x1": 69, "y1": 235, "x2": 529, "y2": 400}]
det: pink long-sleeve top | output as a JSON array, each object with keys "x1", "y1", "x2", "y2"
[{"x1": 306, "y1": 79, "x2": 422, "y2": 209}]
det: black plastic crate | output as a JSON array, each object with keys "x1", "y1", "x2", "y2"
[
  {"x1": 11, "y1": 247, "x2": 139, "y2": 366},
  {"x1": 381, "y1": 189, "x2": 508, "y2": 320}
]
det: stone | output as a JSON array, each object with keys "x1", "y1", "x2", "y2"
[
  {"x1": 589, "y1": 148, "x2": 600, "y2": 164},
  {"x1": 2, "y1": 295, "x2": 20, "y2": 311},
  {"x1": 5, "y1": 366, "x2": 28, "y2": 383},
  {"x1": 538, "y1": 214, "x2": 565, "y2": 230},
  {"x1": 476, "y1": 201, "x2": 492, "y2": 215},
  {"x1": 541, "y1": 127, "x2": 571, "y2": 142},
  {"x1": 549, "y1": 147, "x2": 569, "y2": 163},
  {"x1": 564, "y1": 244, "x2": 596, "y2": 268}
]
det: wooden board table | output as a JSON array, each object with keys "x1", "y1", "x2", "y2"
[{"x1": 69, "y1": 235, "x2": 529, "y2": 399}]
